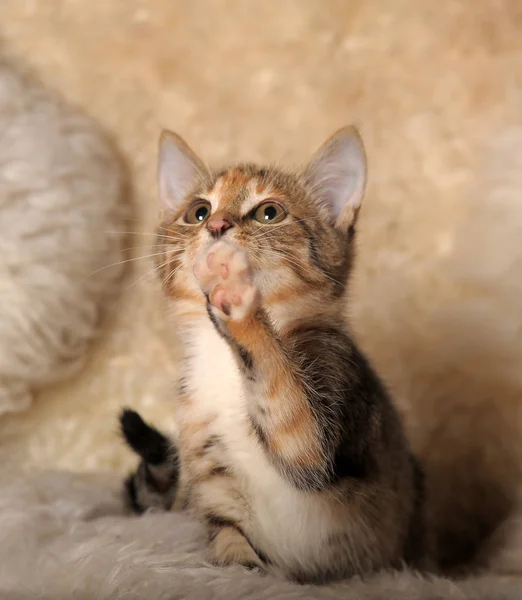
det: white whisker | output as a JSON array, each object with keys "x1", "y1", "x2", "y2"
[
  {"x1": 88, "y1": 251, "x2": 168, "y2": 277},
  {"x1": 125, "y1": 257, "x2": 174, "y2": 291},
  {"x1": 250, "y1": 215, "x2": 326, "y2": 240},
  {"x1": 104, "y1": 230, "x2": 191, "y2": 241}
]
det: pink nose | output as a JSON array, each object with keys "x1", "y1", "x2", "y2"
[{"x1": 207, "y1": 216, "x2": 232, "y2": 235}]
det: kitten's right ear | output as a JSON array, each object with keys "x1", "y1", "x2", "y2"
[{"x1": 158, "y1": 131, "x2": 209, "y2": 211}]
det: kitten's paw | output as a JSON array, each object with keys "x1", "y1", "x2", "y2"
[
  {"x1": 209, "y1": 525, "x2": 264, "y2": 571},
  {"x1": 194, "y1": 241, "x2": 260, "y2": 321}
]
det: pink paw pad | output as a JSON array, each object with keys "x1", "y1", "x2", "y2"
[{"x1": 193, "y1": 242, "x2": 260, "y2": 321}]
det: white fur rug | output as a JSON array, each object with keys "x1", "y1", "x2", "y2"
[{"x1": 0, "y1": 470, "x2": 519, "y2": 600}]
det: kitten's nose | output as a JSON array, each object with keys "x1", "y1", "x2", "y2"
[{"x1": 207, "y1": 216, "x2": 232, "y2": 236}]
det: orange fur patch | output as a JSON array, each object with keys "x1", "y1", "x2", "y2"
[
  {"x1": 212, "y1": 168, "x2": 253, "y2": 209},
  {"x1": 266, "y1": 372, "x2": 284, "y2": 399},
  {"x1": 264, "y1": 286, "x2": 304, "y2": 305},
  {"x1": 168, "y1": 284, "x2": 202, "y2": 303},
  {"x1": 255, "y1": 180, "x2": 266, "y2": 194},
  {"x1": 270, "y1": 426, "x2": 323, "y2": 469},
  {"x1": 179, "y1": 417, "x2": 213, "y2": 443},
  {"x1": 226, "y1": 317, "x2": 262, "y2": 346},
  {"x1": 178, "y1": 310, "x2": 205, "y2": 320},
  {"x1": 224, "y1": 304, "x2": 325, "y2": 468},
  {"x1": 277, "y1": 403, "x2": 312, "y2": 435}
]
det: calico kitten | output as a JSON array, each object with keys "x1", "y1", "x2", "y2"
[{"x1": 121, "y1": 127, "x2": 430, "y2": 583}]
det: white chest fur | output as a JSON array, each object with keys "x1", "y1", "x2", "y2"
[{"x1": 180, "y1": 321, "x2": 339, "y2": 572}]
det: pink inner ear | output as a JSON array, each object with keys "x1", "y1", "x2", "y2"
[
  {"x1": 327, "y1": 164, "x2": 365, "y2": 223},
  {"x1": 158, "y1": 133, "x2": 206, "y2": 211},
  {"x1": 305, "y1": 129, "x2": 367, "y2": 224}
]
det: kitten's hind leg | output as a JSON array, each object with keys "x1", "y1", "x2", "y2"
[
  {"x1": 120, "y1": 409, "x2": 179, "y2": 514},
  {"x1": 208, "y1": 521, "x2": 265, "y2": 571}
]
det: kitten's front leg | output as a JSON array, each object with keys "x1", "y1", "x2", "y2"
[{"x1": 194, "y1": 242, "x2": 329, "y2": 492}]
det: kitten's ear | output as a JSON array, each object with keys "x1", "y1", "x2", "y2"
[
  {"x1": 158, "y1": 130, "x2": 209, "y2": 211},
  {"x1": 303, "y1": 126, "x2": 367, "y2": 230}
]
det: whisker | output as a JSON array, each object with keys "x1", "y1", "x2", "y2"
[
  {"x1": 126, "y1": 246, "x2": 187, "y2": 291},
  {"x1": 105, "y1": 230, "x2": 158, "y2": 236},
  {"x1": 256, "y1": 246, "x2": 343, "y2": 287},
  {"x1": 88, "y1": 251, "x2": 168, "y2": 277},
  {"x1": 120, "y1": 243, "x2": 168, "y2": 253},
  {"x1": 162, "y1": 263, "x2": 183, "y2": 289},
  {"x1": 125, "y1": 258, "x2": 173, "y2": 291},
  {"x1": 262, "y1": 251, "x2": 310, "y2": 274},
  {"x1": 104, "y1": 230, "x2": 190, "y2": 241},
  {"x1": 250, "y1": 215, "x2": 325, "y2": 240},
  {"x1": 250, "y1": 222, "x2": 293, "y2": 239}
]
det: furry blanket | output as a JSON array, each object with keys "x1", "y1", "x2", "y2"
[
  {"x1": 1, "y1": 470, "x2": 519, "y2": 600},
  {"x1": 0, "y1": 56, "x2": 128, "y2": 416}
]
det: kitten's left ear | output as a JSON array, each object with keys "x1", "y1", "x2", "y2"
[{"x1": 303, "y1": 126, "x2": 367, "y2": 230}]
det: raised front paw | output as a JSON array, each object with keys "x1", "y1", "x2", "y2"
[{"x1": 193, "y1": 241, "x2": 260, "y2": 321}]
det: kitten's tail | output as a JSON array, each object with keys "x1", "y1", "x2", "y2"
[{"x1": 120, "y1": 409, "x2": 179, "y2": 513}]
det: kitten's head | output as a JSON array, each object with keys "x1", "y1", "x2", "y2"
[{"x1": 156, "y1": 127, "x2": 367, "y2": 323}]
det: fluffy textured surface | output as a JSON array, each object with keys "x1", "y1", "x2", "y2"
[
  {"x1": 0, "y1": 56, "x2": 128, "y2": 415},
  {"x1": 0, "y1": 468, "x2": 520, "y2": 600}
]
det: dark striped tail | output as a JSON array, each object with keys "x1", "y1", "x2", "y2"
[{"x1": 120, "y1": 408, "x2": 179, "y2": 514}]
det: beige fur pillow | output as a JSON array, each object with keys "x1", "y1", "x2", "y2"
[{"x1": 0, "y1": 58, "x2": 128, "y2": 415}]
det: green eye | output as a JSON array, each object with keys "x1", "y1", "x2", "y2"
[
  {"x1": 253, "y1": 201, "x2": 286, "y2": 224},
  {"x1": 185, "y1": 200, "x2": 211, "y2": 224}
]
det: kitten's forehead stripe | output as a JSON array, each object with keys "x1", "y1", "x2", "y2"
[
  {"x1": 239, "y1": 179, "x2": 278, "y2": 216},
  {"x1": 221, "y1": 168, "x2": 252, "y2": 212},
  {"x1": 205, "y1": 165, "x2": 277, "y2": 216},
  {"x1": 206, "y1": 175, "x2": 225, "y2": 212}
]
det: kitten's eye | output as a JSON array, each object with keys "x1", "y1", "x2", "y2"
[
  {"x1": 253, "y1": 201, "x2": 286, "y2": 224},
  {"x1": 184, "y1": 200, "x2": 211, "y2": 224}
]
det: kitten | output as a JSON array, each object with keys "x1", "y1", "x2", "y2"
[{"x1": 120, "y1": 127, "x2": 430, "y2": 583}]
